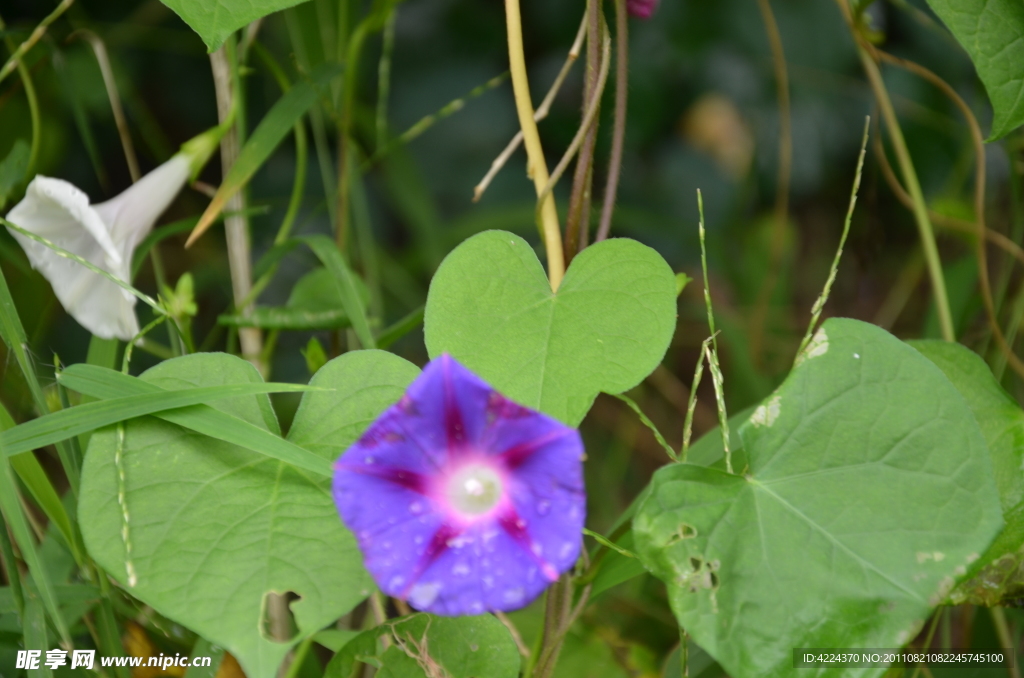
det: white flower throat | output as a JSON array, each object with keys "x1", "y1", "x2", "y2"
[{"x1": 447, "y1": 463, "x2": 504, "y2": 516}]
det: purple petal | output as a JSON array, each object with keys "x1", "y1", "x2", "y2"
[{"x1": 333, "y1": 354, "x2": 586, "y2": 615}]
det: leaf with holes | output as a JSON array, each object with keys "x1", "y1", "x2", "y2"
[
  {"x1": 909, "y1": 340, "x2": 1024, "y2": 605},
  {"x1": 159, "y1": 0, "x2": 309, "y2": 51},
  {"x1": 634, "y1": 318, "x2": 1002, "y2": 678},
  {"x1": 79, "y1": 351, "x2": 419, "y2": 678},
  {"x1": 925, "y1": 0, "x2": 1024, "y2": 139},
  {"x1": 324, "y1": 613, "x2": 521, "y2": 678},
  {"x1": 424, "y1": 231, "x2": 677, "y2": 426}
]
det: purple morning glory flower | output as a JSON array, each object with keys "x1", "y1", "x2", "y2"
[
  {"x1": 627, "y1": 0, "x2": 659, "y2": 19},
  {"x1": 332, "y1": 354, "x2": 586, "y2": 616}
]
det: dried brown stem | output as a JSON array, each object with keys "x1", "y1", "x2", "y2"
[
  {"x1": 210, "y1": 43, "x2": 264, "y2": 373},
  {"x1": 595, "y1": 0, "x2": 628, "y2": 242},
  {"x1": 564, "y1": 0, "x2": 604, "y2": 262}
]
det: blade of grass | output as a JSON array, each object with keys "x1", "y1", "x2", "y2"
[
  {"x1": 94, "y1": 591, "x2": 129, "y2": 678},
  {"x1": 53, "y1": 360, "x2": 84, "y2": 496},
  {"x1": 0, "y1": 497, "x2": 24, "y2": 619},
  {"x1": 613, "y1": 393, "x2": 677, "y2": 462},
  {"x1": 56, "y1": 365, "x2": 333, "y2": 477},
  {"x1": 299, "y1": 234, "x2": 375, "y2": 349},
  {"x1": 0, "y1": 249, "x2": 84, "y2": 505},
  {"x1": 184, "y1": 637, "x2": 225, "y2": 678},
  {"x1": 23, "y1": 594, "x2": 54, "y2": 677},
  {"x1": 681, "y1": 337, "x2": 712, "y2": 463},
  {"x1": 9, "y1": 453, "x2": 80, "y2": 562},
  {"x1": 187, "y1": 63, "x2": 340, "y2": 247},
  {"x1": 697, "y1": 191, "x2": 731, "y2": 474},
  {"x1": 796, "y1": 117, "x2": 869, "y2": 360},
  {"x1": 582, "y1": 528, "x2": 638, "y2": 559},
  {"x1": 0, "y1": 435, "x2": 71, "y2": 647},
  {"x1": 51, "y1": 46, "x2": 108, "y2": 192},
  {"x1": 3, "y1": 381, "x2": 315, "y2": 458},
  {"x1": 132, "y1": 217, "x2": 199, "y2": 278},
  {"x1": 349, "y1": 151, "x2": 383, "y2": 319},
  {"x1": 2, "y1": 402, "x2": 80, "y2": 560},
  {"x1": 363, "y1": 72, "x2": 509, "y2": 169},
  {"x1": 376, "y1": 306, "x2": 424, "y2": 350}
]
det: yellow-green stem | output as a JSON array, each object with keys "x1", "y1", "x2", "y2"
[
  {"x1": 504, "y1": 0, "x2": 565, "y2": 291},
  {"x1": 849, "y1": 22, "x2": 953, "y2": 340}
]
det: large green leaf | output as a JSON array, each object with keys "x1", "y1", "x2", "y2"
[
  {"x1": 908, "y1": 340, "x2": 1024, "y2": 605},
  {"x1": 925, "y1": 0, "x2": 1024, "y2": 139},
  {"x1": 908, "y1": 340, "x2": 1024, "y2": 512},
  {"x1": 424, "y1": 231, "x2": 677, "y2": 426},
  {"x1": 634, "y1": 318, "x2": 1002, "y2": 678},
  {"x1": 324, "y1": 613, "x2": 521, "y2": 678},
  {"x1": 79, "y1": 351, "x2": 419, "y2": 678},
  {"x1": 159, "y1": 0, "x2": 309, "y2": 52}
]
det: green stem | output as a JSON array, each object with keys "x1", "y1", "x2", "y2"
[
  {"x1": 283, "y1": 636, "x2": 314, "y2": 678},
  {"x1": 0, "y1": 17, "x2": 41, "y2": 178},
  {"x1": 376, "y1": 7, "x2": 397, "y2": 152},
  {"x1": 989, "y1": 608, "x2": 1021, "y2": 678},
  {"x1": 843, "y1": 9, "x2": 954, "y2": 341},
  {"x1": 0, "y1": 0, "x2": 76, "y2": 86},
  {"x1": 336, "y1": 18, "x2": 375, "y2": 252}
]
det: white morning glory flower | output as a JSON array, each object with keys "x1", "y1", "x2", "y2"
[{"x1": 3, "y1": 130, "x2": 222, "y2": 341}]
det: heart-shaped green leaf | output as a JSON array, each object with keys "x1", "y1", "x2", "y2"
[
  {"x1": 159, "y1": 0, "x2": 308, "y2": 52},
  {"x1": 634, "y1": 318, "x2": 1002, "y2": 678},
  {"x1": 79, "y1": 351, "x2": 419, "y2": 678},
  {"x1": 924, "y1": 0, "x2": 1024, "y2": 140},
  {"x1": 424, "y1": 231, "x2": 677, "y2": 426}
]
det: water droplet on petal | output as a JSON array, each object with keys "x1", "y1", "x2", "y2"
[
  {"x1": 531, "y1": 542, "x2": 543, "y2": 557},
  {"x1": 452, "y1": 563, "x2": 471, "y2": 576},
  {"x1": 364, "y1": 456, "x2": 375, "y2": 464},
  {"x1": 537, "y1": 501, "x2": 551, "y2": 516},
  {"x1": 503, "y1": 588, "x2": 524, "y2": 605},
  {"x1": 560, "y1": 542, "x2": 575, "y2": 559},
  {"x1": 409, "y1": 582, "x2": 442, "y2": 609},
  {"x1": 389, "y1": 575, "x2": 406, "y2": 590},
  {"x1": 409, "y1": 501, "x2": 423, "y2": 514}
]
